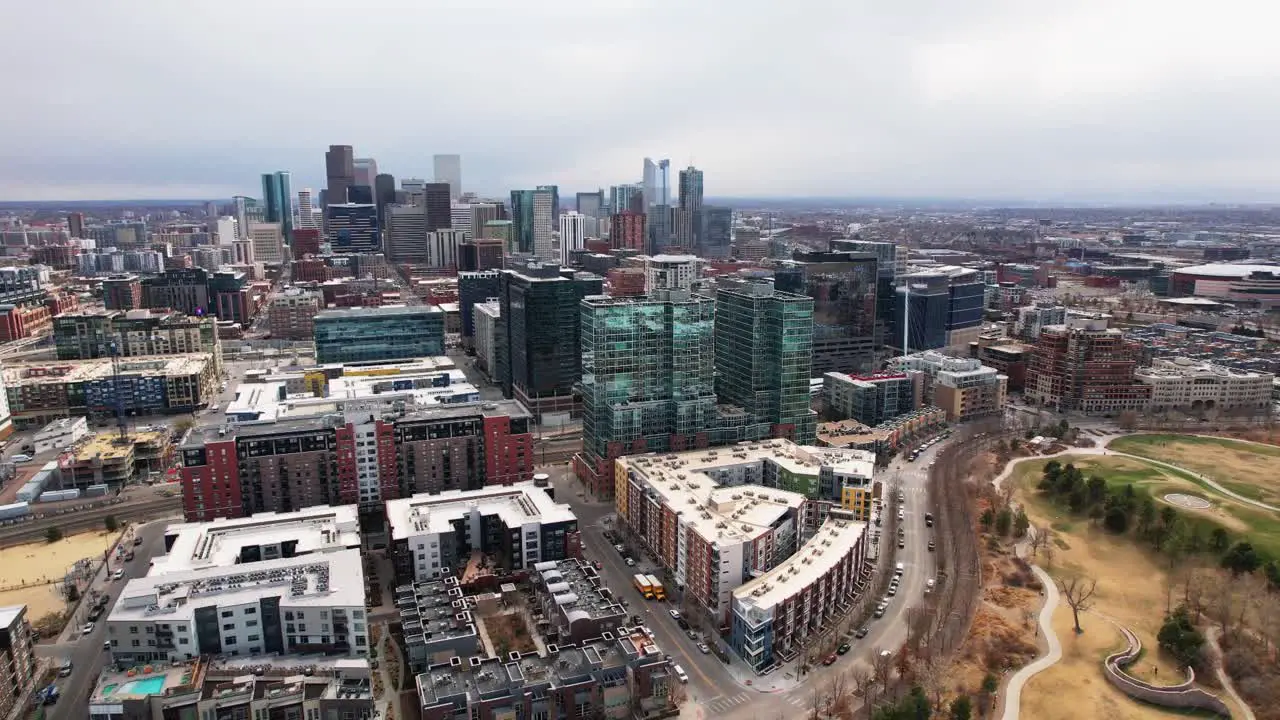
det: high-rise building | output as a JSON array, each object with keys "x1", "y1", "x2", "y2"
[
  {"x1": 54, "y1": 310, "x2": 221, "y2": 362},
  {"x1": 424, "y1": 182, "x2": 452, "y2": 232},
  {"x1": 260, "y1": 171, "x2": 294, "y2": 239},
  {"x1": 374, "y1": 172, "x2": 396, "y2": 228},
  {"x1": 697, "y1": 206, "x2": 732, "y2": 258},
  {"x1": 890, "y1": 351, "x2": 1007, "y2": 422},
  {"x1": 247, "y1": 222, "x2": 285, "y2": 265},
  {"x1": 296, "y1": 188, "x2": 318, "y2": 229},
  {"x1": 822, "y1": 371, "x2": 919, "y2": 426},
  {"x1": 385, "y1": 204, "x2": 429, "y2": 263},
  {"x1": 469, "y1": 203, "x2": 500, "y2": 241},
  {"x1": 642, "y1": 158, "x2": 659, "y2": 211},
  {"x1": 1024, "y1": 315, "x2": 1151, "y2": 415},
  {"x1": 450, "y1": 203, "x2": 473, "y2": 237},
  {"x1": 353, "y1": 157, "x2": 378, "y2": 188},
  {"x1": 573, "y1": 292, "x2": 718, "y2": 496},
  {"x1": 714, "y1": 280, "x2": 817, "y2": 444},
  {"x1": 510, "y1": 186, "x2": 558, "y2": 260},
  {"x1": 232, "y1": 196, "x2": 252, "y2": 238},
  {"x1": 0, "y1": 605, "x2": 35, "y2": 719},
  {"x1": 67, "y1": 212, "x2": 85, "y2": 239},
  {"x1": 774, "y1": 250, "x2": 879, "y2": 375},
  {"x1": 432, "y1": 154, "x2": 462, "y2": 200},
  {"x1": 893, "y1": 267, "x2": 985, "y2": 353},
  {"x1": 643, "y1": 254, "x2": 700, "y2": 292},
  {"x1": 325, "y1": 203, "x2": 380, "y2": 253},
  {"x1": 609, "y1": 184, "x2": 643, "y2": 215},
  {"x1": 458, "y1": 270, "x2": 502, "y2": 346},
  {"x1": 428, "y1": 229, "x2": 466, "y2": 269},
  {"x1": 576, "y1": 191, "x2": 604, "y2": 219},
  {"x1": 558, "y1": 211, "x2": 588, "y2": 264},
  {"x1": 265, "y1": 287, "x2": 323, "y2": 340},
  {"x1": 313, "y1": 306, "x2": 444, "y2": 364},
  {"x1": 215, "y1": 216, "x2": 238, "y2": 246},
  {"x1": 609, "y1": 211, "x2": 646, "y2": 252},
  {"x1": 499, "y1": 262, "x2": 603, "y2": 419},
  {"x1": 324, "y1": 145, "x2": 355, "y2": 214}
]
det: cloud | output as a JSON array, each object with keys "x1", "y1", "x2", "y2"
[{"x1": 1, "y1": 0, "x2": 1277, "y2": 202}]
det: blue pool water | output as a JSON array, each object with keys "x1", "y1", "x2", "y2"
[{"x1": 115, "y1": 676, "x2": 167, "y2": 695}]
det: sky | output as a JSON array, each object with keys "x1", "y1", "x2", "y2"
[{"x1": 3, "y1": 1, "x2": 1279, "y2": 203}]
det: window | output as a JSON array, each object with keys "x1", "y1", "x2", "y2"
[
  {"x1": 131, "y1": 639, "x2": 140, "y2": 647},
  {"x1": 224, "y1": 636, "x2": 237, "y2": 646},
  {"x1": 247, "y1": 635, "x2": 260, "y2": 642},
  {"x1": 179, "y1": 638, "x2": 189, "y2": 645},
  {"x1": 129, "y1": 626, "x2": 138, "y2": 634},
  {"x1": 243, "y1": 607, "x2": 257, "y2": 615},
  {"x1": 286, "y1": 624, "x2": 295, "y2": 633},
  {"x1": 223, "y1": 623, "x2": 235, "y2": 631},
  {"x1": 353, "y1": 610, "x2": 364, "y2": 619},
  {"x1": 298, "y1": 624, "x2": 306, "y2": 632},
  {"x1": 320, "y1": 611, "x2": 328, "y2": 619},
  {"x1": 178, "y1": 625, "x2": 188, "y2": 632},
  {"x1": 355, "y1": 635, "x2": 366, "y2": 647},
  {"x1": 221, "y1": 610, "x2": 233, "y2": 618},
  {"x1": 285, "y1": 611, "x2": 294, "y2": 621}
]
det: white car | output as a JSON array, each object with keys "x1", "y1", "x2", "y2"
[
  {"x1": 673, "y1": 664, "x2": 689, "y2": 683},
  {"x1": 113, "y1": 569, "x2": 125, "y2": 580},
  {"x1": 82, "y1": 622, "x2": 95, "y2": 635},
  {"x1": 668, "y1": 609, "x2": 681, "y2": 620}
]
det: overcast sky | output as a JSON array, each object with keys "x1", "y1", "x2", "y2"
[{"x1": 3, "y1": 1, "x2": 1278, "y2": 203}]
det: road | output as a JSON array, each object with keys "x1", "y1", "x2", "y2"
[
  {"x1": 546, "y1": 435, "x2": 952, "y2": 720},
  {"x1": 36, "y1": 519, "x2": 171, "y2": 720}
]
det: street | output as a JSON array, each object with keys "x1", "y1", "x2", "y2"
[
  {"x1": 36, "y1": 519, "x2": 173, "y2": 720},
  {"x1": 547, "y1": 435, "x2": 953, "y2": 720}
]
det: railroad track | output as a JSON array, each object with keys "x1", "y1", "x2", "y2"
[{"x1": 0, "y1": 496, "x2": 182, "y2": 547}]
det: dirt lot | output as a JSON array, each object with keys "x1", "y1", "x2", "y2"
[
  {"x1": 0, "y1": 529, "x2": 119, "y2": 621},
  {"x1": 1010, "y1": 455, "x2": 1248, "y2": 719}
]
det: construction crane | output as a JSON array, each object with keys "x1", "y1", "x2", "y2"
[{"x1": 109, "y1": 334, "x2": 128, "y2": 442}]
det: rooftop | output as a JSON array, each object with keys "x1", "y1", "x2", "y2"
[
  {"x1": 733, "y1": 516, "x2": 866, "y2": 610},
  {"x1": 533, "y1": 559, "x2": 626, "y2": 623},
  {"x1": 387, "y1": 483, "x2": 576, "y2": 540},
  {"x1": 2, "y1": 354, "x2": 213, "y2": 385},
  {"x1": 1173, "y1": 263, "x2": 1280, "y2": 278},
  {"x1": 69, "y1": 430, "x2": 168, "y2": 462},
  {"x1": 109, "y1": 549, "x2": 365, "y2": 623},
  {"x1": 0, "y1": 605, "x2": 23, "y2": 629},
  {"x1": 314, "y1": 305, "x2": 441, "y2": 320},
  {"x1": 616, "y1": 440, "x2": 874, "y2": 545},
  {"x1": 396, "y1": 577, "x2": 480, "y2": 651},
  {"x1": 154, "y1": 506, "x2": 361, "y2": 575}
]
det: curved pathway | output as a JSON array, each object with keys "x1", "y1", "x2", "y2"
[
  {"x1": 1204, "y1": 627, "x2": 1257, "y2": 720},
  {"x1": 1105, "y1": 437, "x2": 1280, "y2": 513},
  {"x1": 998, "y1": 532, "x2": 1062, "y2": 720}
]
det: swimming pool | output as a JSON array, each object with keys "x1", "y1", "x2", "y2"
[{"x1": 114, "y1": 676, "x2": 167, "y2": 696}]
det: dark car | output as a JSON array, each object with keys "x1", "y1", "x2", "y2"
[
  {"x1": 677, "y1": 618, "x2": 690, "y2": 631},
  {"x1": 837, "y1": 643, "x2": 851, "y2": 655},
  {"x1": 928, "y1": 540, "x2": 936, "y2": 552},
  {"x1": 855, "y1": 627, "x2": 869, "y2": 638},
  {"x1": 124, "y1": 551, "x2": 135, "y2": 561},
  {"x1": 133, "y1": 536, "x2": 144, "y2": 546}
]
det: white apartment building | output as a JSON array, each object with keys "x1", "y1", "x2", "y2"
[
  {"x1": 559, "y1": 211, "x2": 588, "y2": 264},
  {"x1": 215, "y1": 216, "x2": 239, "y2": 246},
  {"x1": 248, "y1": 222, "x2": 285, "y2": 264},
  {"x1": 1135, "y1": 357, "x2": 1274, "y2": 414},
  {"x1": 644, "y1": 254, "x2": 700, "y2": 292},
  {"x1": 108, "y1": 507, "x2": 367, "y2": 664},
  {"x1": 386, "y1": 483, "x2": 578, "y2": 582},
  {"x1": 296, "y1": 188, "x2": 318, "y2": 229},
  {"x1": 428, "y1": 229, "x2": 467, "y2": 269},
  {"x1": 473, "y1": 300, "x2": 503, "y2": 378}
]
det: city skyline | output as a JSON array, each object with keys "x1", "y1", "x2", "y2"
[{"x1": 3, "y1": 2, "x2": 1279, "y2": 203}]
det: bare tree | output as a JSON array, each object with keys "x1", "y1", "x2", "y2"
[
  {"x1": 810, "y1": 686, "x2": 822, "y2": 720},
  {"x1": 871, "y1": 647, "x2": 894, "y2": 695},
  {"x1": 1057, "y1": 574, "x2": 1098, "y2": 634},
  {"x1": 905, "y1": 606, "x2": 932, "y2": 652},
  {"x1": 1028, "y1": 528, "x2": 1050, "y2": 559},
  {"x1": 1041, "y1": 531, "x2": 1057, "y2": 570},
  {"x1": 1208, "y1": 577, "x2": 1236, "y2": 637}
]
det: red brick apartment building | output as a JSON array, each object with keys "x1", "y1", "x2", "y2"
[{"x1": 1024, "y1": 315, "x2": 1151, "y2": 414}]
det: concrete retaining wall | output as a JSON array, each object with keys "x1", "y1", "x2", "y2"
[{"x1": 1102, "y1": 625, "x2": 1231, "y2": 717}]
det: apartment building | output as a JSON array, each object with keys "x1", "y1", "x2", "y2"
[
  {"x1": 53, "y1": 310, "x2": 221, "y2": 366},
  {"x1": 415, "y1": 631, "x2": 677, "y2": 720},
  {"x1": 821, "y1": 371, "x2": 918, "y2": 426},
  {"x1": 0, "y1": 606, "x2": 36, "y2": 720},
  {"x1": 614, "y1": 440, "x2": 874, "y2": 625},
  {"x1": 731, "y1": 513, "x2": 867, "y2": 672},
  {"x1": 473, "y1": 301, "x2": 503, "y2": 379},
  {"x1": 889, "y1": 351, "x2": 1007, "y2": 422},
  {"x1": 265, "y1": 287, "x2": 323, "y2": 340},
  {"x1": 1024, "y1": 315, "x2": 1152, "y2": 414},
  {"x1": 179, "y1": 401, "x2": 534, "y2": 520},
  {"x1": 530, "y1": 559, "x2": 629, "y2": 644},
  {"x1": 1014, "y1": 303, "x2": 1066, "y2": 341},
  {"x1": 396, "y1": 577, "x2": 482, "y2": 670},
  {"x1": 386, "y1": 482, "x2": 578, "y2": 583},
  {"x1": 1135, "y1": 358, "x2": 1273, "y2": 414}
]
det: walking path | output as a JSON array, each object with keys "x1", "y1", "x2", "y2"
[
  {"x1": 1204, "y1": 627, "x2": 1257, "y2": 720},
  {"x1": 996, "y1": 527, "x2": 1062, "y2": 720}
]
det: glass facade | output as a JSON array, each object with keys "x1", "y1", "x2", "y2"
[
  {"x1": 313, "y1": 307, "x2": 444, "y2": 364},
  {"x1": 499, "y1": 265, "x2": 603, "y2": 399},
  {"x1": 774, "y1": 250, "x2": 879, "y2": 375},
  {"x1": 260, "y1": 171, "x2": 293, "y2": 239},
  {"x1": 713, "y1": 281, "x2": 816, "y2": 444},
  {"x1": 580, "y1": 294, "x2": 717, "y2": 460}
]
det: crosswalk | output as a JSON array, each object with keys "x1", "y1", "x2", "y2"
[{"x1": 702, "y1": 692, "x2": 811, "y2": 713}]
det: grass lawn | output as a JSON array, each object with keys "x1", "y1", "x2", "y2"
[
  {"x1": 1109, "y1": 434, "x2": 1280, "y2": 506},
  {"x1": 1010, "y1": 454, "x2": 1250, "y2": 720}
]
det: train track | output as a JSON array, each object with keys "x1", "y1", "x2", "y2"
[{"x1": 0, "y1": 496, "x2": 182, "y2": 547}]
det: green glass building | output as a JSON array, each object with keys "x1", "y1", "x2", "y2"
[
  {"x1": 313, "y1": 306, "x2": 444, "y2": 364},
  {"x1": 713, "y1": 280, "x2": 817, "y2": 444},
  {"x1": 575, "y1": 291, "x2": 718, "y2": 493}
]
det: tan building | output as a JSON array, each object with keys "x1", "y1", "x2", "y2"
[
  {"x1": 0, "y1": 605, "x2": 36, "y2": 720},
  {"x1": 1135, "y1": 357, "x2": 1273, "y2": 415},
  {"x1": 248, "y1": 221, "x2": 285, "y2": 264},
  {"x1": 266, "y1": 287, "x2": 323, "y2": 340},
  {"x1": 890, "y1": 350, "x2": 1007, "y2": 422}
]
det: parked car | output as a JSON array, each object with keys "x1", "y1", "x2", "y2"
[
  {"x1": 133, "y1": 536, "x2": 143, "y2": 546},
  {"x1": 837, "y1": 643, "x2": 851, "y2": 655},
  {"x1": 686, "y1": 629, "x2": 699, "y2": 641},
  {"x1": 81, "y1": 622, "x2": 95, "y2": 635},
  {"x1": 673, "y1": 665, "x2": 689, "y2": 683},
  {"x1": 624, "y1": 558, "x2": 636, "y2": 567},
  {"x1": 58, "y1": 660, "x2": 73, "y2": 677},
  {"x1": 697, "y1": 643, "x2": 711, "y2": 654},
  {"x1": 677, "y1": 618, "x2": 690, "y2": 631},
  {"x1": 112, "y1": 569, "x2": 124, "y2": 580},
  {"x1": 855, "y1": 627, "x2": 869, "y2": 639},
  {"x1": 668, "y1": 609, "x2": 681, "y2": 620},
  {"x1": 822, "y1": 653, "x2": 837, "y2": 666},
  {"x1": 898, "y1": 539, "x2": 905, "y2": 549},
  {"x1": 124, "y1": 551, "x2": 135, "y2": 562},
  {"x1": 928, "y1": 540, "x2": 936, "y2": 552}
]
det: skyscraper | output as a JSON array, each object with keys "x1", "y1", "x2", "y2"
[
  {"x1": 675, "y1": 166, "x2": 704, "y2": 249},
  {"x1": 576, "y1": 191, "x2": 604, "y2": 219},
  {"x1": 677, "y1": 166, "x2": 703, "y2": 214},
  {"x1": 247, "y1": 222, "x2": 285, "y2": 265},
  {"x1": 714, "y1": 280, "x2": 816, "y2": 444},
  {"x1": 260, "y1": 171, "x2": 294, "y2": 240},
  {"x1": 609, "y1": 212, "x2": 646, "y2": 252},
  {"x1": 384, "y1": 204, "x2": 428, "y2": 263},
  {"x1": 773, "y1": 250, "x2": 879, "y2": 374},
  {"x1": 374, "y1": 173, "x2": 396, "y2": 228},
  {"x1": 609, "y1": 184, "x2": 642, "y2": 215},
  {"x1": 574, "y1": 291, "x2": 718, "y2": 495},
  {"x1": 510, "y1": 187, "x2": 559, "y2": 260},
  {"x1": 697, "y1": 207, "x2": 732, "y2": 259},
  {"x1": 642, "y1": 158, "x2": 658, "y2": 211},
  {"x1": 499, "y1": 261, "x2": 603, "y2": 419},
  {"x1": 424, "y1": 182, "x2": 452, "y2": 232},
  {"x1": 324, "y1": 145, "x2": 355, "y2": 213},
  {"x1": 558, "y1": 211, "x2": 588, "y2": 264},
  {"x1": 353, "y1": 158, "x2": 378, "y2": 188},
  {"x1": 433, "y1": 154, "x2": 462, "y2": 200},
  {"x1": 296, "y1": 188, "x2": 318, "y2": 229},
  {"x1": 325, "y1": 203, "x2": 379, "y2": 253},
  {"x1": 67, "y1": 212, "x2": 85, "y2": 239}
]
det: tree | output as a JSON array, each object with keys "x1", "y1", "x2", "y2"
[
  {"x1": 1103, "y1": 506, "x2": 1128, "y2": 533},
  {"x1": 104, "y1": 515, "x2": 119, "y2": 533},
  {"x1": 949, "y1": 695, "x2": 973, "y2": 720},
  {"x1": 1157, "y1": 605, "x2": 1205, "y2": 666},
  {"x1": 1117, "y1": 410, "x2": 1139, "y2": 430},
  {"x1": 1137, "y1": 496, "x2": 1156, "y2": 537},
  {"x1": 1057, "y1": 574, "x2": 1099, "y2": 634},
  {"x1": 1220, "y1": 541, "x2": 1261, "y2": 575},
  {"x1": 1013, "y1": 508, "x2": 1030, "y2": 538},
  {"x1": 1086, "y1": 475, "x2": 1108, "y2": 505},
  {"x1": 46, "y1": 526, "x2": 62, "y2": 543},
  {"x1": 872, "y1": 647, "x2": 895, "y2": 697},
  {"x1": 979, "y1": 508, "x2": 994, "y2": 530},
  {"x1": 1210, "y1": 527, "x2": 1230, "y2": 552},
  {"x1": 995, "y1": 508, "x2": 1013, "y2": 536},
  {"x1": 977, "y1": 673, "x2": 999, "y2": 716}
]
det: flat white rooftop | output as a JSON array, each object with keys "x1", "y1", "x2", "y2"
[
  {"x1": 733, "y1": 516, "x2": 866, "y2": 610},
  {"x1": 154, "y1": 506, "x2": 361, "y2": 575},
  {"x1": 387, "y1": 482, "x2": 576, "y2": 539},
  {"x1": 111, "y1": 549, "x2": 365, "y2": 623}
]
